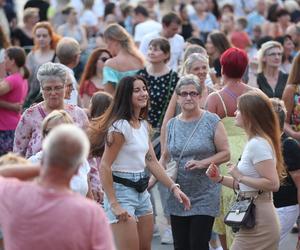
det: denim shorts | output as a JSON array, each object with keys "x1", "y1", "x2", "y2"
[{"x1": 104, "y1": 171, "x2": 153, "y2": 224}]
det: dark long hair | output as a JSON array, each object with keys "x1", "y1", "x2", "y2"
[
  {"x1": 88, "y1": 75, "x2": 149, "y2": 157},
  {"x1": 6, "y1": 46, "x2": 30, "y2": 79},
  {"x1": 90, "y1": 91, "x2": 113, "y2": 119},
  {"x1": 208, "y1": 31, "x2": 231, "y2": 55}
]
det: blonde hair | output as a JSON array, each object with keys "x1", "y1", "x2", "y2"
[
  {"x1": 23, "y1": 7, "x2": 39, "y2": 23},
  {"x1": 103, "y1": 23, "x2": 145, "y2": 65},
  {"x1": 42, "y1": 110, "x2": 74, "y2": 137},
  {"x1": 181, "y1": 53, "x2": 209, "y2": 76},
  {"x1": 183, "y1": 45, "x2": 207, "y2": 62},
  {"x1": 257, "y1": 41, "x2": 283, "y2": 73},
  {"x1": 0, "y1": 153, "x2": 29, "y2": 166}
]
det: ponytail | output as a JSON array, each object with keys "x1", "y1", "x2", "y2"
[{"x1": 22, "y1": 65, "x2": 30, "y2": 79}]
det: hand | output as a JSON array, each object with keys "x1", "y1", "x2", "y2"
[
  {"x1": 12, "y1": 103, "x2": 23, "y2": 113},
  {"x1": 184, "y1": 160, "x2": 206, "y2": 170},
  {"x1": 296, "y1": 239, "x2": 300, "y2": 250},
  {"x1": 227, "y1": 162, "x2": 242, "y2": 180},
  {"x1": 147, "y1": 176, "x2": 157, "y2": 190},
  {"x1": 173, "y1": 187, "x2": 191, "y2": 211},
  {"x1": 92, "y1": 189, "x2": 104, "y2": 204},
  {"x1": 110, "y1": 202, "x2": 131, "y2": 222},
  {"x1": 206, "y1": 163, "x2": 221, "y2": 182}
]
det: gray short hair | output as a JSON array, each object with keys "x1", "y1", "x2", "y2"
[
  {"x1": 42, "y1": 124, "x2": 90, "y2": 170},
  {"x1": 56, "y1": 37, "x2": 80, "y2": 65},
  {"x1": 37, "y1": 62, "x2": 68, "y2": 87},
  {"x1": 181, "y1": 53, "x2": 209, "y2": 76},
  {"x1": 175, "y1": 74, "x2": 202, "y2": 95}
]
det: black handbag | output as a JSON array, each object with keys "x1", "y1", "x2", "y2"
[{"x1": 224, "y1": 196, "x2": 256, "y2": 233}]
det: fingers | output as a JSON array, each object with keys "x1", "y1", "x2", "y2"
[
  {"x1": 206, "y1": 163, "x2": 218, "y2": 178},
  {"x1": 184, "y1": 160, "x2": 196, "y2": 170},
  {"x1": 175, "y1": 191, "x2": 191, "y2": 211},
  {"x1": 116, "y1": 211, "x2": 130, "y2": 222}
]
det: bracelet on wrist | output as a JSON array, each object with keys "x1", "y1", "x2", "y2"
[
  {"x1": 170, "y1": 183, "x2": 180, "y2": 193},
  {"x1": 217, "y1": 175, "x2": 224, "y2": 183},
  {"x1": 109, "y1": 201, "x2": 118, "y2": 207}
]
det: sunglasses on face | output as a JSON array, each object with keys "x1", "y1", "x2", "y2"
[
  {"x1": 99, "y1": 57, "x2": 109, "y2": 63},
  {"x1": 178, "y1": 91, "x2": 200, "y2": 98}
]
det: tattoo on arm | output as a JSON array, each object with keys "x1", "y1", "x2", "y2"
[{"x1": 145, "y1": 152, "x2": 153, "y2": 161}]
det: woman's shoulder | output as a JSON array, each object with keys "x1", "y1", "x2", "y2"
[
  {"x1": 111, "y1": 119, "x2": 130, "y2": 129},
  {"x1": 284, "y1": 84, "x2": 297, "y2": 94},
  {"x1": 248, "y1": 136, "x2": 272, "y2": 150},
  {"x1": 24, "y1": 102, "x2": 43, "y2": 113},
  {"x1": 65, "y1": 104, "x2": 86, "y2": 115},
  {"x1": 204, "y1": 111, "x2": 220, "y2": 122},
  {"x1": 105, "y1": 55, "x2": 143, "y2": 72},
  {"x1": 20, "y1": 102, "x2": 44, "y2": 123},
  {"x1": 5, "y1": 72, "x2": 23, "y2": 82},
  {"x1": 279, "y1": 70, "x2": 288, "y2": 80},
  {"x1": 137, "y1": 68, "x2": 148, "y2": 76},
  {"x1": 104, "y1": 58, "x2": 116, "y2": 69}
]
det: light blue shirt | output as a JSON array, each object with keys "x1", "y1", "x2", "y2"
[
  {"x1": 190, "y1": 12, "x2": 219, "y2": 33},
  {"x1": 103, "y1": 66, "x2": 140, "y2": 86},
  {"x1": 247, "y1": 12, "x2": 266, "y2": 38}
]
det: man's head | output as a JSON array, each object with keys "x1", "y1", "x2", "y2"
[
  {"x1": 56, "y1": 37, "x2": 81, "y2": 68},
  {"x1": 161, "y1": 12, "x2": 181, "y2": 38},
  {"x1": 134, "y1": 5, "x2": 149, "y2": 24},
  {"x1": 256, "y1": 0, "x2": 266, "y2": 15},
  {"x1": 42, "y1": 124, "x2": 90, "y2": 175}
]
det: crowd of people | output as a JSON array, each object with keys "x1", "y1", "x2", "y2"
[{"x1": 0, "y1": 0, "x2": 300, "y2": 250}]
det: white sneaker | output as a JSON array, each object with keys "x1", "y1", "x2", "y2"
[
  {"x1": 209, "y1": 246, "x2": 223, "y2": 250},
  {"x1": 153, "y1": 224, "x2": 160, "y2": 237},
  {"x1": 161, "y1": 226, "x2": 173, "y2": 245}
]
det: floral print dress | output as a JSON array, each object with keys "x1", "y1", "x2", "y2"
[{"x1": 13, "y1": 102, "x2": 89, "y2": 158}]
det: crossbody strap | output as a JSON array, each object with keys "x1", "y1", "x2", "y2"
[{"x1": 177, "y1": 113, "x2": 204, "y2": 163}]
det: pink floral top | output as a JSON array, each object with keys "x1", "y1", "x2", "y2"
[{"x1": 13, "y1": 102, "x2": 89, "y2": 158}]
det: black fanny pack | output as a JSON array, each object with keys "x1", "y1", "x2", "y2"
[{"x1": 112, "y1": 175, "x2": 149, "y2": 193}]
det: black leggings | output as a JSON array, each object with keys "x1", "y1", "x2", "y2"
[{"x1": 170, "y1": 214, "x2": 215, "y2": 250}]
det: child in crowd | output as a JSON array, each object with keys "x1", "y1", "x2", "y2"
[{"x1": 88, "y1": 91, "x2": 113, "y2": 204}]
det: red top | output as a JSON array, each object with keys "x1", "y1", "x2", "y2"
[{"x1": 79, "y1": 79, "x2": 104, "y2": 97}]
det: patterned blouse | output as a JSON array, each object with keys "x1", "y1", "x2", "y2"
[
  {"x1": 13, "y1": 102, "x2": 89, "y2": 158},
  {"x1": 138, "y1": 68, "x2": 178, "y2": 128},
  {"x1": 79, "y1": 79, "x2": 104, "y2": 98}
]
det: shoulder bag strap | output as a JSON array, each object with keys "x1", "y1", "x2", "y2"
[
  {"x1": 177, "y1": 113, "x2": 204, "y2": 162},
  {"x1": 215, "y1": 92, "x2": 228, "y2": 117}
]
